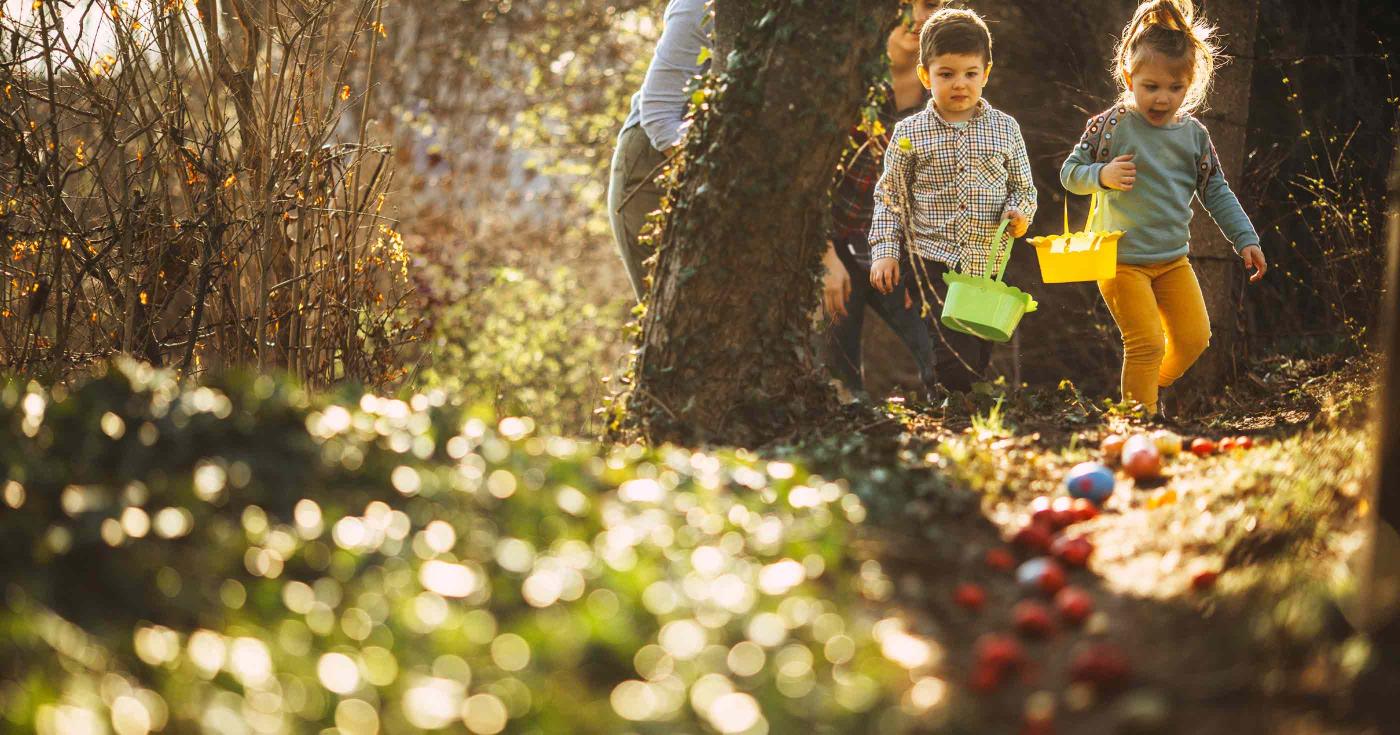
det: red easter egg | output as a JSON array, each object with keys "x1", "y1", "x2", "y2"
[
  {"x1": 1014, "y1": 524, "x2": 1053, "y2": 553},
  {"x1": 954, "y1": 583, "x2": 986, "y2": 611},
  {"x1": 1054, "y1": 586, "x2": 1094, "y2": 624},
  {"x1": 1191, "y1": 569, "x2": 1219, "y2": 591},
  {"x1": 1050, "y1": 497, "x2": 1078, "y2": 529},
  {"x1": 1013, "y1": 600, "x2": 1056, "y2": 638},
  {"x1": 1071, "y1": 498, "x2": 1099, "y2": 522},
  {"x1": 1038, "y1": 563, "x2": 1067, "y2": 595},
  {"x1": 1236, "y1": 435, "x2": 1254, "y2": 450},
  {"x1": 1190, "y1": 438, "x2": 1216, "y2": 456},
  {"x1": 1220, "y1": 437, "x2": 1237, "y2": 452},
  {"x1": 1069, "y1": 643, "x2": 1131, "y2": 690},
  {"x1": 976, "y1": 633, "x2": 1026, "y2": 671},
  {"x1": 1122, "y1": 444, "x2": 1162, "y2": 480},
  {"x1": 985, "y1": 547, "x2": 1016, "y2": 571},
  {"x1": 970, "y1": 661, "x2": 1005, "y2": 692},
  {"x1": 1051, "y1": 536, "x2": 1094, "y2": 567}
]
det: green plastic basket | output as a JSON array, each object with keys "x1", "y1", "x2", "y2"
[{"x1": 940, "y1": 220, "x2": 1037, "y2": 343}]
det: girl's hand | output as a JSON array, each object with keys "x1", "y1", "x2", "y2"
[
  {"x1": 1003, "y1": 208, "x2": 1029, "y2": 238},
  {"x1": 822, "y1": 243, "x2": 851, "y2": 321},
  {"x1": 870, "y1": 257, "x2": 900, "y2": 295},
  {"x1": 1240, "y1": 245, "x2": 1267, "y2": 283},
  {"x1": 1099, "y1": 154, "x2": 1137, "y2": 191}
]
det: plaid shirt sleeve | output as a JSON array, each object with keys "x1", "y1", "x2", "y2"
[
  {"x1": 868, "y1": 121, "x2": 914, "y2": 263},
  {"x1": 1004, "y1": 119, "x2": 1038, "y2": 224}
]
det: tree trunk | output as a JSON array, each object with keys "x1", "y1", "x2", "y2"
[
  {"x1": 1184, "y1": 0, "x2": 1260, "y2": 405},
  {"x1": 626, "y1": 1, "x2": 899, "y2": 446},
  {"x1": 1360, "y1": 135, "x2": 1400, "y2": 652}
]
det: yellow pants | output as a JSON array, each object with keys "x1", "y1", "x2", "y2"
[{"x1": 1097, "y1": 257, "x2": 1211, "y2": 413}]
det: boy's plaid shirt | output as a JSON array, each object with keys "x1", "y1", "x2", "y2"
[{"x1": 869, "y1": 99, "x2": 1038, "y2": 276}]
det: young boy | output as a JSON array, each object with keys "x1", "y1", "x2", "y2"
[{"x1": 867, "y1": 7, "x2": 1037, "y2": 393}]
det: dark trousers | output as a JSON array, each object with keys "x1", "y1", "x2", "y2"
[
  {"x1": 825, "y1": 241, "x2": 937, "y2": 395},
  {"x1": 905, "y1": 255, "x2": 992, "y2": 393}
]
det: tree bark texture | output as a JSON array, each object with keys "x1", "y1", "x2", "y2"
[
  {"x1": 628, "y1": 1, "x2": 899, "y2": 446},
  {"x1": 1184, "y1": 0, "x2": 1260, "y2": 404},
  {"x1": 1361, "y1": 137, "x2": 1400, "y2": 641}
]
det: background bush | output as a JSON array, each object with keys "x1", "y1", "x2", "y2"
[{"x1": 0, "y1": 361, "x2": 942, "y2": 734}]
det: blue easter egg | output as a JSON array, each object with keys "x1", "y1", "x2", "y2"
[
  {"x1": 1016, "y1": 558, "x2": 1051, "y2": 588},
  {"x1": 1065, "y1": 462, "x2": 1115, "y2": 506}
]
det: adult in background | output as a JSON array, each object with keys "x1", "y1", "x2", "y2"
[
  {"x1": 823, "y1": 0, "x2": 943, "y2": 399},
  {"x1": 607, "y1": 0, "x2": 712, "y2": 302}
]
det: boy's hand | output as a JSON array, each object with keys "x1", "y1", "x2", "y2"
[
  {"x1": 870, "y1": 257, "x2": 900, "y2": 295},
  {"x1": 1240, "y1": 245, "x2": 1267, "y2": 283},
  {"x1": 1003, "y1": 208, "x2": 1029, "y2": 238},
  {"x1": 1099, "y1": 154, "x2": 1136, "y2": 191},
  {"x1": 822, "y1": 243, "x2": 851, "y2": 321}
]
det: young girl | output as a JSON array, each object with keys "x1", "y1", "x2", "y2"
[{"x1": 1060, "y1": 0, "x2": 1267, "y2": 416}]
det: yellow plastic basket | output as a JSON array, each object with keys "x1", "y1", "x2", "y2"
[{"x1": 1027, "y1": 192, "x2": 1123, "y2": 283}]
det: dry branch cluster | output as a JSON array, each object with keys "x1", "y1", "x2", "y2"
[{"x1": 0, "y1": 0, "x2": 417, "y2": 386}]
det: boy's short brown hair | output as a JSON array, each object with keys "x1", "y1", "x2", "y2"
[{"x1": 919, "y1": 8, "x2": 993, "y2": 69}]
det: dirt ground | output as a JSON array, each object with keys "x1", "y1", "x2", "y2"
[{"x1": 813, "y1": 353, "x2": 1389, "y2": 734}]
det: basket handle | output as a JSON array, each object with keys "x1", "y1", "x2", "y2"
[
  {"x1": 989, "y1": 217, "x2": 1014, "y2": 282},
  {"x1": 1061, "y1": 191, "x2": 1105, "y2": 235}
]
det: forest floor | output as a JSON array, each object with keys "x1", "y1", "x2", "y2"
[{"x1": 793, "y1": 352, "x2": 1391, "y2": 734}]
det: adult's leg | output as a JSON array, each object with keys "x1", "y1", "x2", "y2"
[
  {"x1": 824, "y1": 246, "x2": 870, "y2": 394},
  {"x1": 1098, "y1": 264, "x2": 1167, "y2": 412},
  {"x1": 1152, "y1": 257, "x2": 1212, "y2": 390},
  {"x1": 866, "y1": 263, "x2": 938, "y2": 392},
  {"x1": 606, "y1": 125, "x2": 666, "y2": 302},
  {"x1": 909, "y1": 257, "x2": 990, "y2": 393}
]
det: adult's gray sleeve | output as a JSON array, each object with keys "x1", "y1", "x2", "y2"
[{"x1": 638, "y1": 0, "x2": 712, "y2": 151}]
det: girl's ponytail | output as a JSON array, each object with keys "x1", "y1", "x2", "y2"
[{"x1": 1113, "y1": 0, "x2": 1220, "y2": 115}]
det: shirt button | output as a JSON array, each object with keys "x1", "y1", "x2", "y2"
[{"x1": 960, "y1": 204, "x2": 967, "y2": 210}]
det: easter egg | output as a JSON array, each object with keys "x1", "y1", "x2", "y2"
[
  {"x1": 1065, "y1": 462, "x2": 1115, "y2": 505},
  {"x1": 985, "y1": 547, "x2": 1016, "y2": 571},
  {"x1": 1050, "y1": 496, "x2": 1078, "y2": 529},
  {"x1": 1016, "y1": 557, "x2": 1067, "y2": 596},
  {"x1": 1100, "y1": 434, "x2": 1126, "y2": 462},
  {"x1": 1235, "y1": 435, "x2": 1254, "y2": 450},
  {"x1": 969, "y1": 662, "x2": 1004, "y2": 692},
  {"x1": 1013, "y1": 524, "x2": 1053, "y2": 553},
  {"x1": 1030, "y1": 495, "x2": 1057, "y2": 528},
  {"x1": 1151, "y1": 429, "x2": 1182, "y2": 457},
  {"x1": 1069, "y1": 643, "x2": 1131, "y2": 690},
  {"x1": 1121, "y1": 436, "x2": 1162, "y2": 480},
  {"x1": 954, "y1": 583, "x2": 986, "y2": 611},
  {"x1": 1013, "y1": 600, "x2": 1056, "y2": 638},
  {"x1": 1071, "y1": 498, "x2": 1099, "y2": 522},
  {"x1": 1190, "y1": 569, "x2": 1219, "y2": 591},
  {"x1": 1190, "y1": 438, "x2": 1216, "y2": 457},
  {"x1": 976, "y1": 633, "x2": 1026, "y2": 671},
  {"x1": 1055, "y1": 586, "x2": 1094, "y2": 624},
  {"x1": 1219, "y1": 437, "x2": 1237, "y2": 452},
  {"x1": 1051, "y1": 535, "x2": 1094, "y2": 567}
]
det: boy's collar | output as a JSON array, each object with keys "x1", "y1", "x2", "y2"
[{"x1": 927, "y1": 98, "x2": 989, "y2": 126}]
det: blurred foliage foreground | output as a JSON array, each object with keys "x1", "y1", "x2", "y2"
[{"x1": 0, "y1": 361, "x2": 939, "y2": 734}]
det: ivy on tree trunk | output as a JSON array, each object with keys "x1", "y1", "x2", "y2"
[{"x1": 625, "y1": 1, "x2": 899, "y2": 446}]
